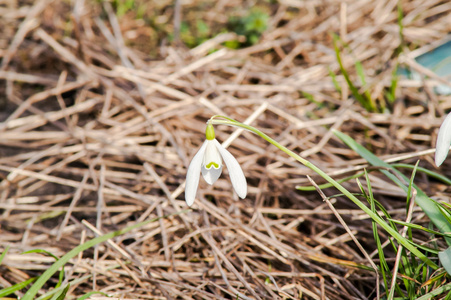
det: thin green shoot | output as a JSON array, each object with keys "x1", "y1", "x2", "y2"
[
  {"x1": 301, "y1": 91, "x2": 325, "y2": 109},
  {"x1": 354, "y1": 56, "x2": 373, "y2": 108},
  {"x1": 328, "y1": 67, "x2": 342, "y2": 94},
  {"x1": 264, "y1": 261, "x2": 272, "y2": 285},
  {"x1": 338, "y1": 36, "x2": 373, "y2": 105},
  {"x1": 332, "y1": 34, "x2": 376, "y2": 112},
  {"x1": 0, "y1": 246, "x2": 9, "y2": 265},
  {"x1": 386, "y1": 64, "x2": 399, "y2": 104},
  {"x1": 23, "y1": 248, "x2": 59, "y2": 260}
]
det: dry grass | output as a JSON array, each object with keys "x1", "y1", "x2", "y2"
[{"x1": 0, "y1": 0, "x2": 450, "y2": 299}]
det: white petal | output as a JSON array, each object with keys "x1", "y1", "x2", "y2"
[
  {"x1": 213, "y1": 139, "x2": 247, "y2": 199},
  {"x1": 185, "y1": 141, "x2": 208, "y2": 206},
  {"x1": 202, "y1": 140, "x2": 223, "y2": 185},
  {"x1": 435, "y1": 112, "x2": 451, "y2": 167}
]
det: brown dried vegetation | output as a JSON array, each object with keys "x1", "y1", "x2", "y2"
[{"x1": 0, "y1": 0, "x2": 450, "y2": 299}]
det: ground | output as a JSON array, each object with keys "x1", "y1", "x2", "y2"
[{"x1": 0, "y1": 0, "x2": 450, "y2": 299}]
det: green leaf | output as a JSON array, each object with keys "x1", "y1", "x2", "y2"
[
  {"x1": 0, "y1": 277, "x2": 37, "y2": 297},
  {"x1": 334, "y1": 130, "x2": 451, "y2": 246}
]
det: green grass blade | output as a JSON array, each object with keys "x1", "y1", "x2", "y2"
[
  {"x1": 298, "y1": 163, "x2": 451, "y2": 192},
  {"x1": 406, "y1": 161, "x2": 419, "y2": 213},
  {"x1": 354, "y1": 59, "x2": 374, "y2": 108},
  {"x1": 328, "y1": 67, "x2": 342, "y2": 93},
  {"x1": 0, "y1": 246, "x2": 9, "y2": 265},
  {"x1": 416, "y1": 282, "x2": 451, "y2": 300},
  {"x1": 359, "y1": 173, "x2": 391, "y2": 294},
  {"x1": 301, "y1": 91, "x2": 324, "y2": 108},
  {"x1": 53, "y1": 284, "x2": 69, "y2": 300},
  {"x1": 392, "y1": 163, "x2": 451, "y2": 186},
  {"x1": 0, "y1": 277, "x2": 37, "y2": 297},
  {"x1": 389, "y1": 219, "x2": 451, "y2": 239},
  {"x1": 334, "y1": 130, "x2": 451, "y2": 246},
  {"x1": 21, "y1": 210, "x2": 188, "y2": 300},
  {"x1": 385, "y1": 64, "x2": 399, "y2": 104},
  {"x1": 445, "y1": 290, "x2": 451, "y2": 300},
  {"x1": 439, "y1": 202, "x2": 451, "y2": 210},
  {"x1": 22, "y1": 249, "x2": 59, "y2": 260},
  {"x1": 437, "y1": 205, "x2": 451, "y2": 225},
  {"x1": 35, "y1": 273, "x2": 106, "y2": 300},
  {"x1": 22, "y1": 248, "x2": 65, "y2": 294}
]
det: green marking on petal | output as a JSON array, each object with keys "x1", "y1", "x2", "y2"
[{"x1": 206, "y1": 161, "x2": 219, "y2": 169}]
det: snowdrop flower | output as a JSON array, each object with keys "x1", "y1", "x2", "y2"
[
  {"x1": 185, "y1": 123, "x2": 247, "y2": 206},
  {"x1": 435, "y1": 111, "x2": 451, "y2": 167}
]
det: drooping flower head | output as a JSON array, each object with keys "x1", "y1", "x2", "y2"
[
  {"x1": 185, "y1": 122, "x2": 247, "y2": 206},
  {"x1": 435, "y1": 111, "x2": 451, "y2": 167}
]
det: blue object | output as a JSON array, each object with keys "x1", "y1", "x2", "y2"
[{"x1": 399, "y1": 36, "x2": 451, "y2": 95}]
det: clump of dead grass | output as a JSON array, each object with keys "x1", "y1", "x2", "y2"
[{"x1": 0, "y1": 0, "x2": 450, "y2": 299}]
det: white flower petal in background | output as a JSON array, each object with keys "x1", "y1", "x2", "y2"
[{"x1": 435, "y1": 111, "x2": 451, "y2": 167}]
